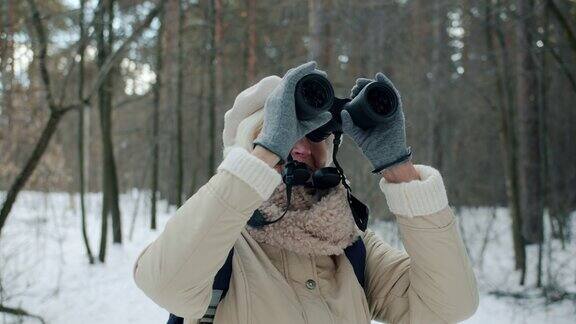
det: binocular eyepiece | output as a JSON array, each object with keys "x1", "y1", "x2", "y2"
[
  {"x1": 294, "y1": 73, "x2": 399, "y2": 142},
  {"x1": 294, "y1": 74, "x2": 335, "y2": 121}
]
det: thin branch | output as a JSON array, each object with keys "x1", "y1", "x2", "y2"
[
  {"x1": 460, "y1": 72, "x2": 498, "y2": 112},
  {"x1": 114, "y1": 93, "x2": 152, "y2": 111},
  {"x1": 57, "y1": 0, "x2": 105, "y2": 107},
  {"x1": 0, "y1": 304, "x2": 46, "y2": 324},
  {"x1": 26, "y1": 0, "x2": 56, "y2": 111},
  {"x1": 60, "y1": 103, "x2": 85, "y2": 114},
  {"x1": 547, "y1": 0, "x2": 576, "y2": 56},
  {"x1": 85, "y1": 1, "x2": 165, "y2": 101},
  {"x1": 546, "y1": 44, "x2": 576, "y2": 93},
  {"x1": 0, "y1": 0, "x2": 165, "y2": 239}
]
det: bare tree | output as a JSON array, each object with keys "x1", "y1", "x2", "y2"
[
  {"x1": 175, "y1": 0, "x2": 185, "y2": 207},
  {"x1": 206, "y1": 0, "x2": 222, "y2": 175},
  {"x1": 515, "y1": 0, "x2": 544, "y2": 248},
  {"x1": 97, "y1": 0, "x2": 123, "y2": 262},
  {"x1": 427, "y1": 0, "x2": 448, "y2": 170},
  {"x1": 0, "y1": 0, "x2": 82, "y2": 239},
  {"x1": 77, "y1": 0, "x2": 95, "y2": 264},
  {"x1": 0, "y1": 0, "x2": 14, "y2": 117},
  {"x1": 485, "y1": 0, "x2": 526, "y2": 284},
  {"x1": 308, "y1": 0, "x2": 332, "y2": 67},
  {"x1": 546, "y1": 0, "x2": 576, "y2": 56},
  {"x1": 151, "y1": 6, "x2": 165, "y2": 230},
  {"x1": 0, "y1": 0, "x2": 164, "y2": 239},
  {"x1": 96, "y1": 0, "x2": 109, "y2": 261},
  {"x1": 243, "y1": 0, "x2": 257, "y2": 86}
]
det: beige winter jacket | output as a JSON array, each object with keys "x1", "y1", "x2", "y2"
[{"x1": 133, "y1": 147, "x2": 479, "y2": 324}]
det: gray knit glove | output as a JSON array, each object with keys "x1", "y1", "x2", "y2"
[
  {"x1": 341, "y1": 72, "x2": 412, "y2": 173},
  {"x1": 253, "y1": 61, "x2": 332, "y2": 163}
]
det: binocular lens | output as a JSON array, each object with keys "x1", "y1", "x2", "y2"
[
  {"x1": 366, "y1": 85, "x2": 397, "y2": 117},
  {"x1": 295, "y1": 74, "x2": 334, "y2": 121},
  {"x1": 297, "y1": 73, "x2": 401, "y2": 137},
  {"x1": 301, "y1": 80, "x2": 330, "y2": 109},
  {"x1": 343, "y1": 81, "x2": 399, "y2": 129}
]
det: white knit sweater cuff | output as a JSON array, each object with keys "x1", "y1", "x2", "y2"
[
  {"x1": 217, "y1": 147, "x2": 282, "y2": 200},
  {"x1": 379, "y1": 164, "x2": 449, "y2": 218}
]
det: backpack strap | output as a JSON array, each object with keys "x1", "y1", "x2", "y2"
[
  {"x1": 167, "y1": 249, "x2": 235, "y2": 324},
  {"x1": 166, "y1": 238, "x2": 366, "y2": 323},
  {"x1": 166, "y1": 313, "x2": 183, "y2": 324},
  {"x1": 344, "y1": 236, "x2": 366, "y2": 289}
]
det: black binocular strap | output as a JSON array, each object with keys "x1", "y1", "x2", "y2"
[{"x1": 331, "y1": 132, "x2": 369, "y2": 231}]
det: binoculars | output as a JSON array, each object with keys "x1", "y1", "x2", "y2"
[{"x1": 294, "y1": 73, "x2": 400, "y2": 142}]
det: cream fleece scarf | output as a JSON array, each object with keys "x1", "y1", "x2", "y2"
[{"x1": 246, "y1": 183, "x2": 359, "y2": 256}]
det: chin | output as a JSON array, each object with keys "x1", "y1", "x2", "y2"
[
  {"x1": 292, "y1": 157, "x2": 316, "y2": 170},
  {"x1": 314, "y1": 161, "x2": 327, "y2": 170}
]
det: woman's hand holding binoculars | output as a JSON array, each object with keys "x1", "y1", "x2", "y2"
[
  {"x1": 253, "y1": 61, "x2": 412, "y2": 173},
  {"x1": 341, "y1": 72, "x2": 412, "y2": 173},
  {"x1": 253, "y1": 61, "x2": 333, "y2": 164}
]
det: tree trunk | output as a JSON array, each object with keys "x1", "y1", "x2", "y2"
[
  {"x1": 244, "y1": 0, "x2": 257, "y2": 86},
  {"x1": 189, "y1": 26, "x2": 209, "y2": 197},
  {"x1": 537, "y1": 0, "x2": 551, "y2": 288},
  {"x1": 175, "y1": 0, "x2": 185, "y2": 207},
  {"x1": 214, "y1": 0, "x2": 224, "y2": 168},
  {"x1": 0, "y1": 0, "x2": 14, "y2": 115},
  {"x1": 207, "y1": 0, "x2": 220, "y2": 176},
  {"x1": 99, "y1": 185, "x2": 109, "y2": 262},
  {"x1": 97, "y1": 0, "x2": 108, "y2": 262},
  {"x1": 515, "y1": 0, "x2": 543, "y2": 245},
  {"x1": 428, "y1": 0, "x2": 445, "y2": 169},
  {"x1": 98, "y1": 0, "x2": 123, "y2": 261},
  {"x1": 106, "y1": 0, "x2": 122, "y2": 244},
  {"x1": 308, "y1": 0, "x2": 331, "y2": 67},
  {"x1": 0, "y1": 112, "x2": 65, "y2": 238},
  {"x1": 151, "y1": 4, "x2": 165, "y2": 230},
  {"x1": 486, "y1": 0, "x2": 526, "y2": 283},
  {"x1": 546, "y1": 0, "x2": 571, "y2": 245},
  {"x1": 78, "y1": 0, "x2": 95, "y2": 264}
]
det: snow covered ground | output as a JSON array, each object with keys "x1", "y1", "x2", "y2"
[{"x1": 0, "y1": 191, "x2": 574, "y2": 324}]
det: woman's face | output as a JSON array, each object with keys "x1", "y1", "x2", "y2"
[{"x1": 273, "y1": 137, "x2": 330, "y2": 173}]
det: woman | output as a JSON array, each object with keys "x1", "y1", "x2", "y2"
[{"x1": 133, "y1": 61, "x2": 479, "y2": 323}]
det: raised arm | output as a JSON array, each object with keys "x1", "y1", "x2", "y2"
[
  {"x1": 342, "y1": 72, "x2": 478, "y2": 323},
  {"x1": 364, "y1": 162, "x2": 479, "y2": 323},
  {"x1": 133, "y1": 61, "x2": 331, "y2": 318},
  {"x1": 132, "y1": 147, "x2": 281, "y2": 318}
]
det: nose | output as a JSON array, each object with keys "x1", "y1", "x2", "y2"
[{"x1": 291, "y1": 140, "x2": 312, "y2": 157}]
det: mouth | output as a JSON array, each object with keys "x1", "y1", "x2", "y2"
[{"x1": 291, "y1": 153, "x2": 318, "y2": 170}]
